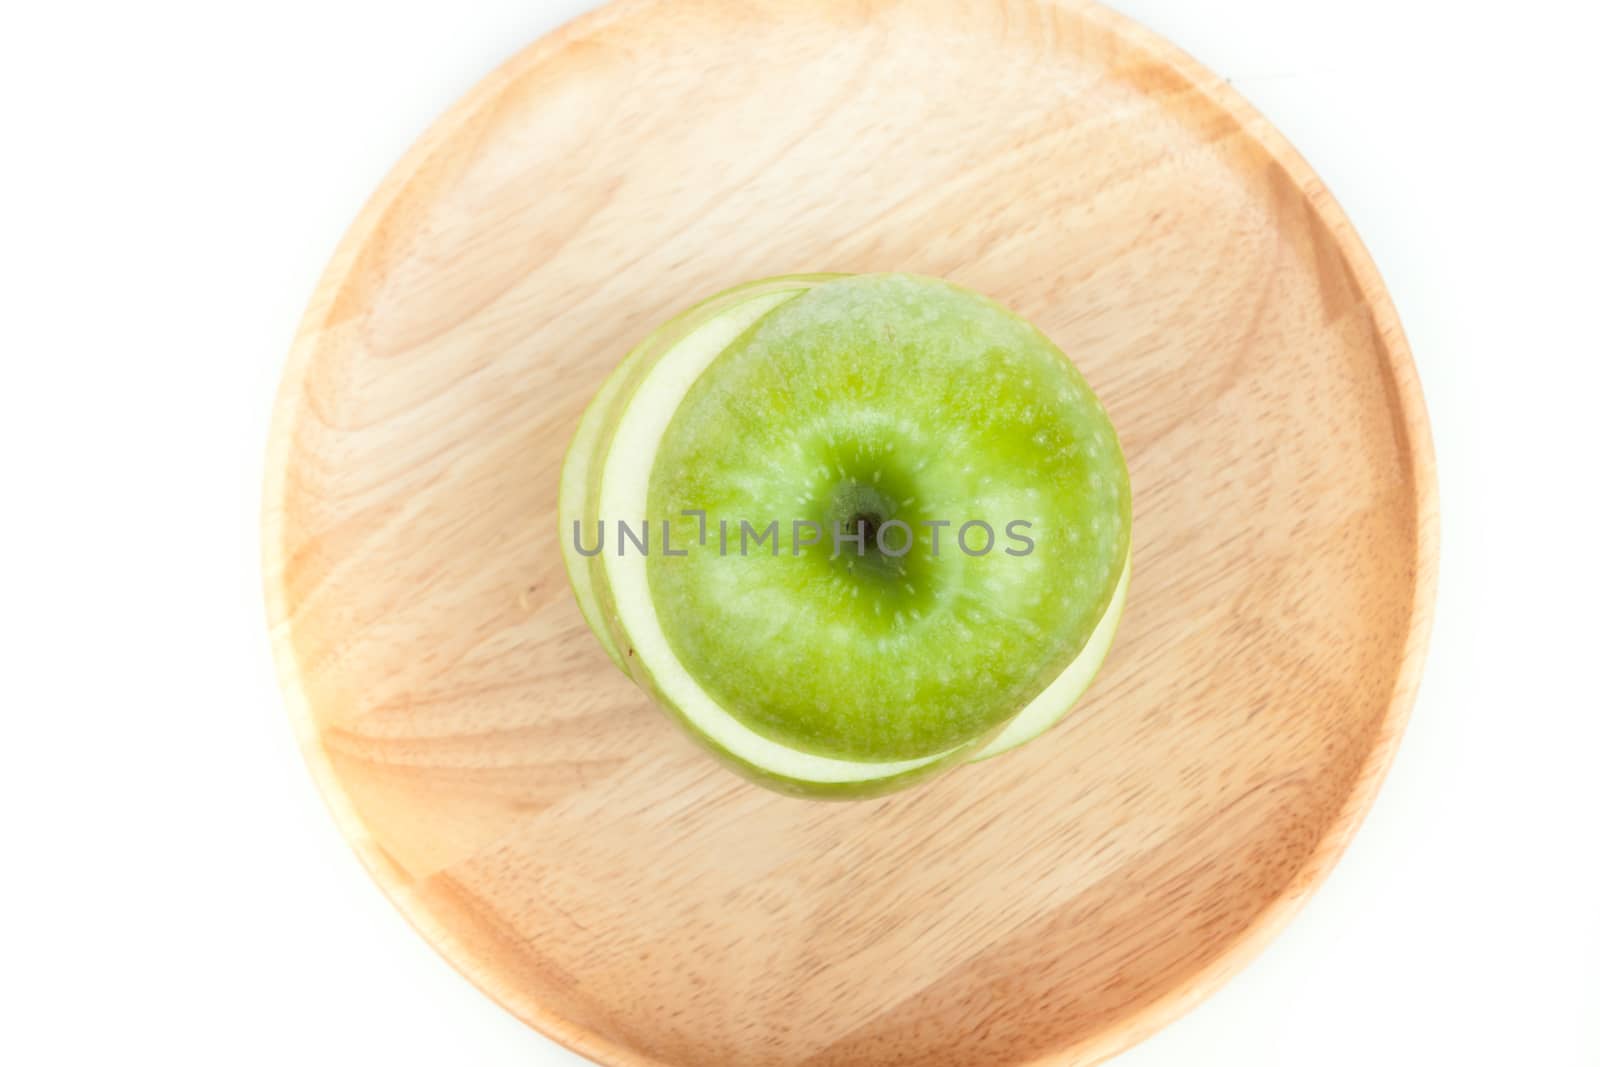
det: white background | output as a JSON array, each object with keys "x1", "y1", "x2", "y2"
[{"x1": 2, "y1": 1, "x2": 1596, "y2": 1064}]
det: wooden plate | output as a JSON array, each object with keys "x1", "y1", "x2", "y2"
[{"x1": 263, "y1": 1, "x2": 1438, "y2": 1063}]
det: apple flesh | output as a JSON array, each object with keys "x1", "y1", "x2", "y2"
[{"x1": 562, "y1": 274, "x2": 1131, "y2": 797}]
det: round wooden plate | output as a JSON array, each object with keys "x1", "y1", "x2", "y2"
[{"x1": 263, "y1": 1, "x2": 1438, "y2": 1063}]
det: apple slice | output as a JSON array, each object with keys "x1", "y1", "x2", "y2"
[
  {"x1": 564, "y1": 274, "x2": 1131, "y2": 797},
  {"x1": 969, "y1": 553, "x2": 1130, "y2": 760},
  {"x1": 559, "y1": 275, "x2": 839, "y2": 669},
  {"x1": 558, "y1": 346, "x2": 639, "y2": 669}
]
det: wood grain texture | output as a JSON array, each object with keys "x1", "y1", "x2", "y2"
[{"x1": 262, "y1": 1, "x2": 1438, "y2": 1063}]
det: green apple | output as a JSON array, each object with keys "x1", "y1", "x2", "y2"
[{"x1": 561, "y1": 274, "x2": 1131, "y2": 797}]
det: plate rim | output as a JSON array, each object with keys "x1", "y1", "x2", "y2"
[{"x1": 261, "y1": 1, "x2": 1440, "y2": 1063}]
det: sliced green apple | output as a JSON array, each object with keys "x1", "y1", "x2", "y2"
[{"x1": 563, "y1": 274, "x2": 1132, "y2": 797}]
